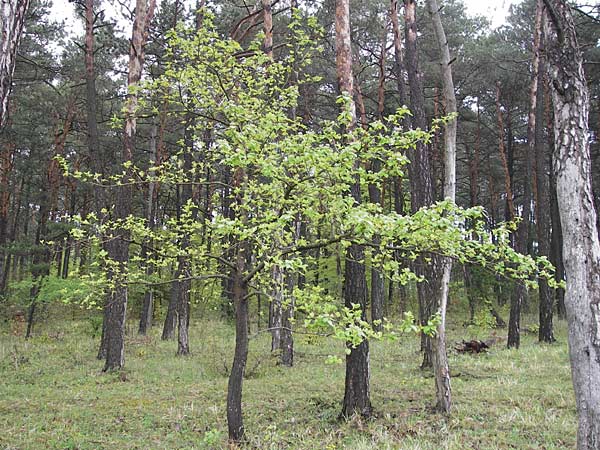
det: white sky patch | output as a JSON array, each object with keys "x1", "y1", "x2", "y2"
[
  {"x1": 462, "y1": 0, "x2": 518, "y2": 28},
  {"x1": 49, "y1": 0, "x2": 521, "y2": 38}
]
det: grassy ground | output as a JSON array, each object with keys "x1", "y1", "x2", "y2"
[{"x1": 0, "y1": 306, "x2": 575, "y2": 449}]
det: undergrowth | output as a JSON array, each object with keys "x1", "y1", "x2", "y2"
[{"x1": 0, "y1": 305, "x2": 575, "y2": 449}]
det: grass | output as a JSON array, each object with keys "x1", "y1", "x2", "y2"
[{"x1": 0, "y1": 304, "x2": 576, "y2": 449}]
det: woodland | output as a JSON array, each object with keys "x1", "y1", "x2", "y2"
[{"x1": 0, "y1": 0, "x2": 599, "y2": 448}]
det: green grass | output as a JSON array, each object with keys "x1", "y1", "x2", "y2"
[{"x1": 0, "y1": 306, "x2": 576, "y2": 449}]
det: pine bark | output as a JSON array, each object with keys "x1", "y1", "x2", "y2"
[
  {"x1": 543, "y1": 1, "x2": 600, "y2": 447},
  {"x1": 404, "y1": 0, "x2": 439, "y2": 369},
  {"x1": 336, "y1": 0, "x2": 371, "y2": 419},
  {"x1": 533, "y1": 17, "x2": 554, "y2": 343},
  {"x1": 103, "y1": 0, "x2": 155, "y2": 371},
  {"x1": 0, "y1": 0, "x2": 30, "y2": 130}
]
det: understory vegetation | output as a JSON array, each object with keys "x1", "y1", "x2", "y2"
[{"x1": 0, "y1": 302, "x2": 575, "y2": 449}]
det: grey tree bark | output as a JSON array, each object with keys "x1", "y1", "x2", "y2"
[
  {"x1": 543, "y1": 0, "x2": 600, "y2": 447},
  {"x1": 0, "y1": 0, "x2": 29, "y2": 130},
  {"x1": 426, "y1": 0, "x2": 455, "y2": 414}
]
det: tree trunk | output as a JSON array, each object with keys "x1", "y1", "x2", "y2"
[
  {"x1": 0, "y1": 142, "x2": 15, "y2": 294},
  {"x1": 335, "y1": 0, "x2": 372, "y2": 419},
  {"x1": 543, "y1": 1, "x2": 600, "y2": 447},
  {"x1": 425, "y1": 0, "x2": 455, "y2": 414},
  {"x1": 226, "y1": 267, "x2": 248, "y2": 443},
  {"x1": 280, "y1": 271, "x2": 295, "y2": 367},
  {"x1": 103, "y1": 0, "x2": 156, "y2": 371},
  {"x1": 138, "y1": 118, "x2": 159, "y2": 335},
  {"x1": 0, "y1": 0, "x2": 30, "y2": 130},
  {"x1": 269, "y1": 264, "x2": 283, "y2": 351},
  {"x1": 404, "y1": 0, "x2": 438, "y2": 369},
  {"x1": 533, "y1": 18, "x2": 555, "y2": 343}
]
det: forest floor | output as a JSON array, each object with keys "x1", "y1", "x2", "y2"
[{"x1": 0, "y1": 305, "x2": 575, "y2": 449}]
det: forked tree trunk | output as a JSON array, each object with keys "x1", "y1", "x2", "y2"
[{"x1": 543, "y1": 1, "x2": 600, "y2": 448}]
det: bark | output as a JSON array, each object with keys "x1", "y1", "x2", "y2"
[
  {"x1": 426, "y1": 0, "x2": 456, "y2": 413},
  {"x1": 404, "y1": 0, "x2": 439, "y2": 369},
  {"x1": 280, "y1": 272, "x2": 295, "y2": 367},
  {"x1": 533, "y1": 21, "x2": 555, "y2": 343},
  {"x1": 226, "y1": 167, "x2": 249, "y2": 443},
  {"x1": 174, "y1": 120, "x2": 196, "y2": 354},
  {"x1": 138, "y1": 119, "x2": 159, "y2": 335},
  {"x1": 226, "y1": 267, "x2": 248, "y2": 443},
  {"x1": 496, "y1": 78, "x2": 527, "y2": 349},
  {"x1": 103, "y1": 0, "x2": 155, "y2": 371},
  {"x1": 0, "y1": 175, "x2": 22, "y2": 292},
  {"x1": 176, "y1": 263, "x2": 191, "y2": 356},
  {"x1": 269, "y1": 264, "x2": 283, "y2": 351},
  {"x1": 0, "y1": 0, "x2": 29, "y2": 130},
  {"x1": 81, "y1": 0, "x2": 108, "y2": 359},
  {"x1": 543, "y1": 1, "x2": 600, "y2": 447},
  {"x1": 336, "y1": 0, "x2": 371, "y2": 419},
  {"x1": 261, "y1": 0, "x2": 272, "y2": 58},
  {"x1": 390, "y1": 0, "x2": 410, "y2": 130},
  {"x1": 0, "y1": 141, "x2": 14, "y2": 294},
  {"x1": 162, "y1": 260, "x2": 179, "y2": 340},
  {"x1": 369, "y1": 26, "x2": 387, "y2": 332},
  {"x1": 495, "y1": 83, "x2": 516, "y2": 220}
]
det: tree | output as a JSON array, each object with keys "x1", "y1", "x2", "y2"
[
  {"x1": 335, "y1": 0, "x2": 372, "y2": 420},
  {"x1": 0, "y1": 0, "x2": 30, "y2": 130},
  {"x1": 403, "y1": 0, "x2": 439, "y2": 369},
  {"x1": 543, "y1": 0, "x2": 600, "y2": 447},
  {"x1": 426, "y1": 0, "x2": 456, "y2": 414},
  {"x1": 102, "y1": 0, "x2": 156, "y2": 371}
]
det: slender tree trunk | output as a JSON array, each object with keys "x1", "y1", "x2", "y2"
[
  {"x1": 138, "y1": 119, "x2": 159, "y2": 335},
  {"x1": 426, "y1": 0, "x2": 455, "y2": 413},
  {"x1": 226, "y1": 165, "x2": 249, "y2": 443},
  {"x1": 368, "y1": 29, "x2": 386, "y2": 331},
  {"x1": 269, "y1": 264, "x2": 283, "y2": 351},
  {"x1": 533, "y1": 17, "x2": 554, "y2": 343},
  {"x1": 226, "y1": 267, "x2": 248, "y2": 443},
  {"x1": 280, "y1": 271, "x2": 295, "y2": 367},
  {"x1": 0, "y1": 142, "x2": 14, "y2": 294}
]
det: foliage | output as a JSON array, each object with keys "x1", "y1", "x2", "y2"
[{"x1": 55, "y1": 15, "x2": 560, "y2": 347}]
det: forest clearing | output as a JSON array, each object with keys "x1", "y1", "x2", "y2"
[{"x1": 0, "y1": 304, "x2": 576, "y2": 449}]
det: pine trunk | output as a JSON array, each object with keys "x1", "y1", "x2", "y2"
[
  {"x1": 103, "y1": 0, "x2": 156, "y2": 371},
  {"x1": 543, "y1": 1, "x2": 600, "y2": 447},
  {"x1": 336, "y1": 0, "x2": 371, "y2": 418},
  {"x1": 0, "y1": 0, "x2": 30, "y2": 130}
]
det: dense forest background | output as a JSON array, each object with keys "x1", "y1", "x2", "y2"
[{"x1": 1, "y1": 0, "x2": 599, "y2": 448}]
